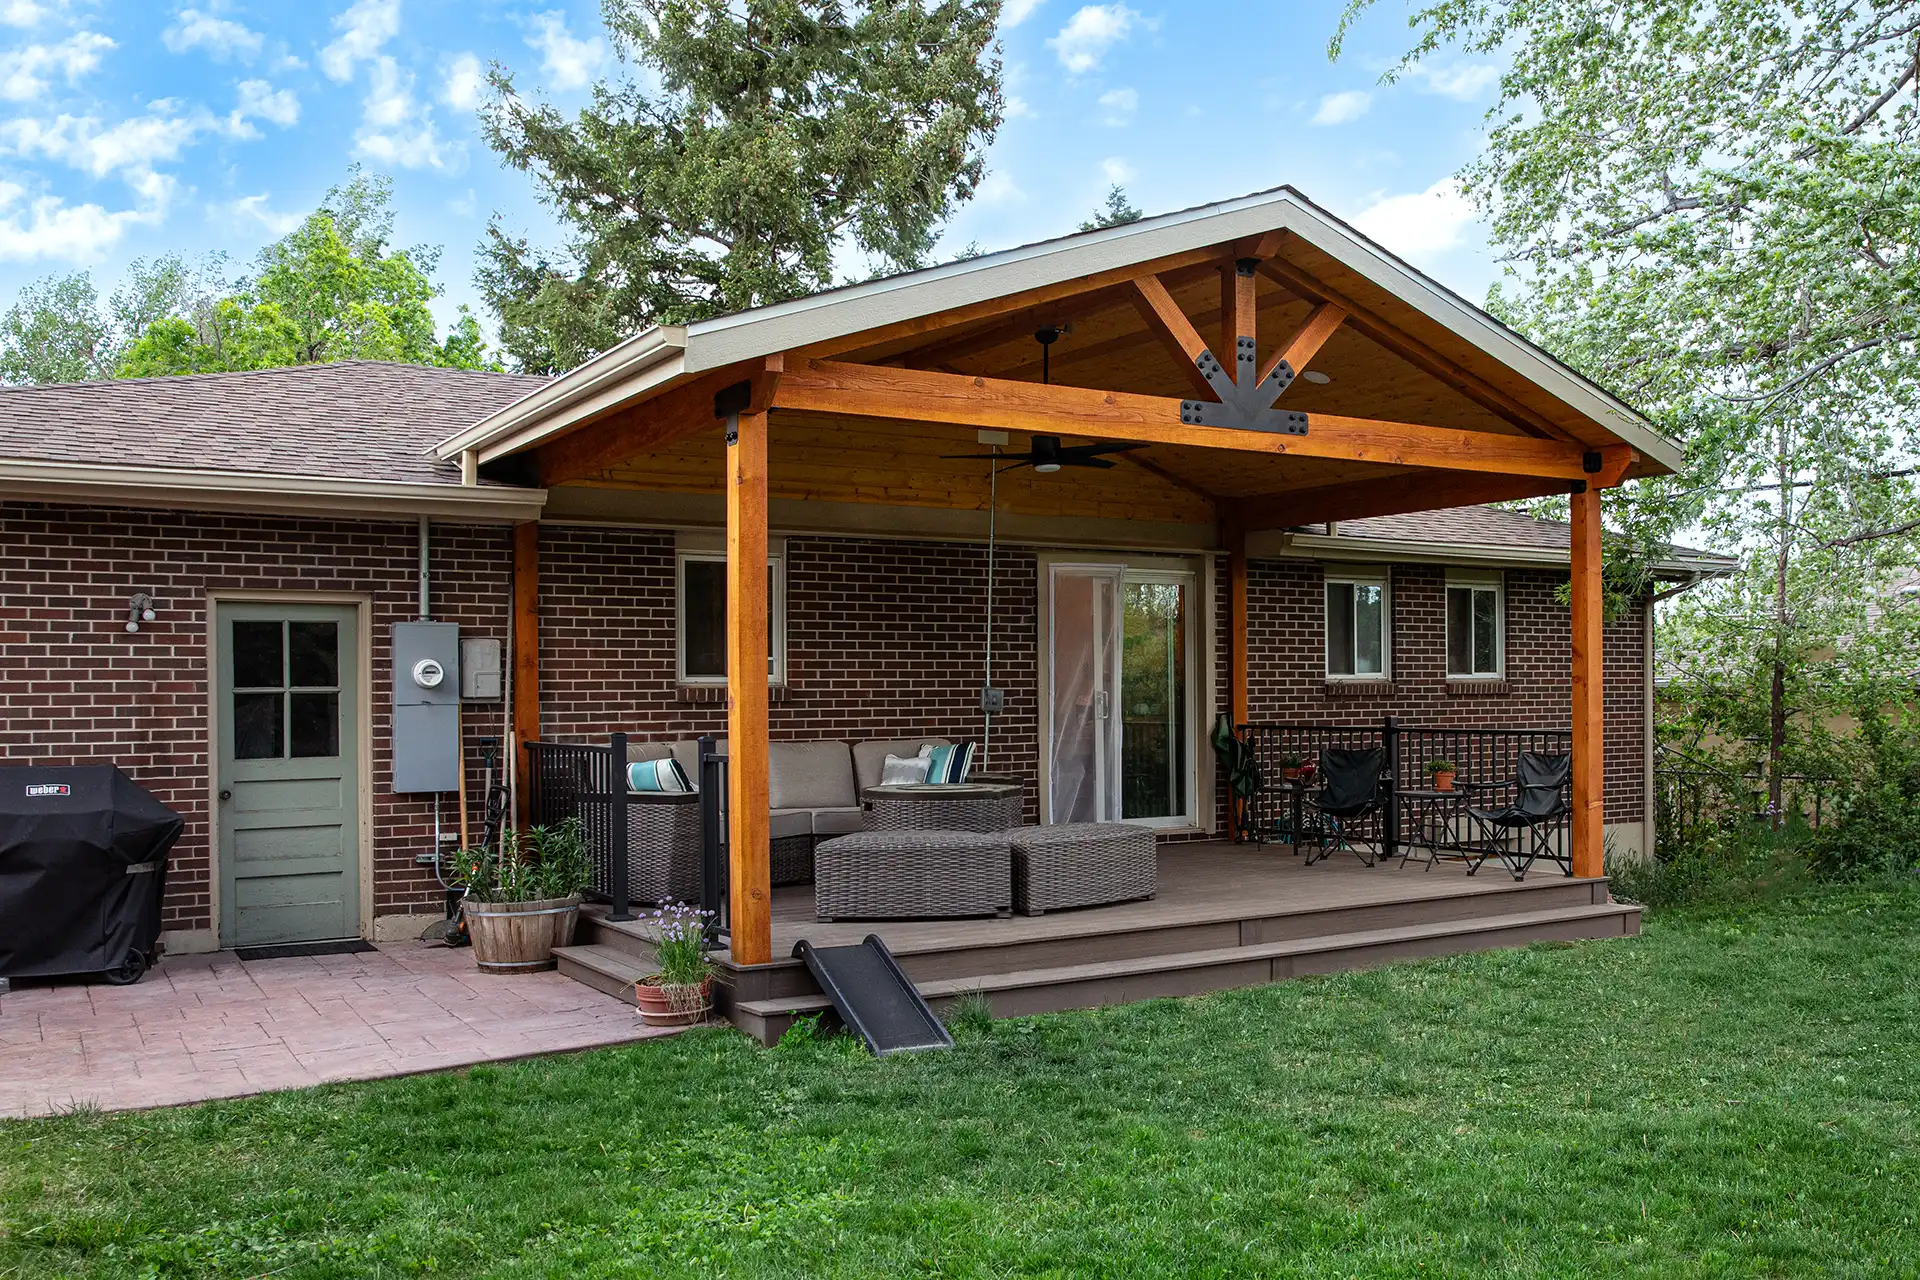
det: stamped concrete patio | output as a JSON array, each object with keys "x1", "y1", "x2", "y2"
[{"x1": 0, "y1": 941, "x2": 677, "y2": 1119}]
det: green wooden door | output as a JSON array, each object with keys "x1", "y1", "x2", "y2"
[{"x1": 216, "y1": 603, "x2": 360, "y2": 947}]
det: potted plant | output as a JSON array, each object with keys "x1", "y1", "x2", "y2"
[
  {"x1": 1278, "y1": 754, "x2": 1304, "y2": 781},
  {"x1": 452, "y1": 819, "x2": 591, "y2": 974},
  {"x1": 634, "y1": 901, "x2": 715, "y2": 1027},
  {"x1": 1426, "y1": 759, "x2": 1458, "y2": 792}
]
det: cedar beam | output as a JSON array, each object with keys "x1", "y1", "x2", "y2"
[
  {"x1": 1258, "y1": 301, "x2": 1347, "y2": 387},
  {"x1": 773, "y1": 359, "x2": 1610, "y2": 482},
  {"x1": 1121, "y1": 451, "x2": 1215, "y2": 500},
  {"x1": 511, "y1": 521, "x2": 540, "y2": 828},
  {"x1": 1239, "y1": 471, "x2": 1576, "y2": 531},
  {"x1": 1570, "y1": 485, "x2": 1605, "y2": 879},
  {"x1": 726, "y1": 408, "x2": 773, "y2": 966},
  {"x1": 1258, "y1": 256, "x2": 1583, "y2": 444},
  {"x1": 1129, "y1": 275, "x2": 1219, "y2": 399}
]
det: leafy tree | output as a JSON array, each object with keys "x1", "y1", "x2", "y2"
[
  {"x1": 1337, "y1": 0, "x2": 1920, "y2": 812},
  {"x1": 477, "y1": 0, "x2": 1006, "y2": 372},
  {"x1": 120, "y1": 171, "x2": 496, "y2": 376},
  {"x1": 0, "y1": 258, "x2": 197, "y2": 384},
  {"x1": 1079, "y1": 184, "x2": 1143, "y2": 232}
]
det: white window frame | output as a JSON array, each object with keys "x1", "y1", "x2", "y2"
[
  {"x1": 675, "y1": 549, "x2": 787, "y2": 685},
  {"x1": 1324, "y1": 567, "x2": 1391, "y2": 681},
  {"x1": 1445, "y1": 569, "x2": 1504, "y2": 679}
]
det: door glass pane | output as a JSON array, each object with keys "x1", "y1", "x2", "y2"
[
  {"x1": 1050, "y1": 568, "x2": 1121, "y2": 824},
  {"x1": 289, "y1": 692, "x2": 340, "y2": 758},
  {"x1": 288, "y1": 621, "x2": 339, "y2": 687},
  {"x1": 683, "y1": 559, "x2": 727, "y2": 677},
  {"x1": 1446, "y1": 588, "x2": 1472, "y2": 675},
  {"x1": 233, "y1": 691, "x2": 284, "y2": 759},
  {"x1": 1472, "y1": 589, "x2": 1498, "y2": 673},
  {"x1": 1122, "y1": 581, "x2": 1186, "y2": 819},
  {"x1": 1326, "y1": 582, "x2": 1354, "y2": 675},
  {"x1": 1354, "y1": 583, "x2": 1384, "y2": 675},
  {"x1": 233, "y1": 621, "x2": 283, "y2": 689}
]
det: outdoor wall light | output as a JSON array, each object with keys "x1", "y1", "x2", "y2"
[{"x1": 126, "y1": 593, "x2": 157, "y2": 634}]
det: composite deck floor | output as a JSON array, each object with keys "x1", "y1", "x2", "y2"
[{"x1": 755, "y1": 840, "x2": 1597, "y2": 957}]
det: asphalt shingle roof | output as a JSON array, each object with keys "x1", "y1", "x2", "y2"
[{"x1": 0, "y1": 361, "x2": 551, "y2": 486}]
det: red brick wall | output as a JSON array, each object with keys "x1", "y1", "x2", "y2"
[
  {"x1": 0, "y1": 502, "x2": 513, "y2": 934},
  {"x1": 1244, "y1": 559, "x2": 1646, "y2": 822}
]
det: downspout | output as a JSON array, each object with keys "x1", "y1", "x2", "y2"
[
  {"x1": 1643, "y1": 594, "x2": 1656, "y2": 861},
  {"x1": 417, "y1": 517, "x2": 431, "y2": 621}
]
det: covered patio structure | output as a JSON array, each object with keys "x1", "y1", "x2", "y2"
[{"x1": 436, "y1": 186, "x2": 1680, "y2": 976}]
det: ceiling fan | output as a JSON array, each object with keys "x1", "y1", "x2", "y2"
[{"x1": 941, "y1": 326, "x2": 1145, "y2": 473}]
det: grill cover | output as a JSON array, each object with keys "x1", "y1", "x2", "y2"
[{"x1": 0, "y1": 766, "x2": 182, "y2": 980}]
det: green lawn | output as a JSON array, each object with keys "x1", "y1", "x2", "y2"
[{"x1": 4, "y1": 885, "x2": 1919, "y2": 1278}]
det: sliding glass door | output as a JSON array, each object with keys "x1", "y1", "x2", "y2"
[{"x1": 1049, "y1": 562, "x2": 1196, "y2": 828}]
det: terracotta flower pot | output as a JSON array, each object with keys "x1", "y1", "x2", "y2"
[
  {"x1": 634, "y1": 976, "x2": 713, "y2": 1026},
  {"x1": 1431, "y1": 771, "x2": 1456, "y2": 792},
  {"x1": 462, "y1": 894, "x2": 581, "y2": 974},
  {"x1": 1280, "y1": 766, "x2": 1301, "y2": 781}
]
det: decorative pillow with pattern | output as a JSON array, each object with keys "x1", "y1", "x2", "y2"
[
  {"x1": 628, "y1": 759, "x2": 693, "y2": 793},
  {"x1": 879, "y1": 752, "x2": 933, "y2": 785},
  {"x1": 924, "y1": 740, "x2": 976, "y2": 785}
]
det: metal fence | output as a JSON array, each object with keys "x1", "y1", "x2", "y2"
[
  {"x1": 1238, "y1": 717, "x2": 1574, "y2": 858},
  {"x1": 1654, "y1": 758, "x2": 1839, "y2": 851}
]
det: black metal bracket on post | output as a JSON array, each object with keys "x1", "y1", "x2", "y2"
[
  {"x1": 714, "y1": 380, "x2": 752, "y2": 446},
  {"x1": 697, "y1": 734, "x2": 726, "y2": 947},
  {"x1": 1382, "y1": 715, "x2": 1401, "y2": 864},
  {"x1": 606, "y1": 732, "x2": 633, "y2": 922},
  {"x1": 1582, "y1": 450, "x2": 1603, "y2": 474}
]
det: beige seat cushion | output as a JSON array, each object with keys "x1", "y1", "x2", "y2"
[
  {"x1": 769, "y1": 741, "x2": 857, "y2": 810},
  {"x1": 769, "y1": 809, "x2": 813, "y2": 840},
  {"x1": 626, "y1": 741, "x2": 673, "y2": 763},
  {"x1": 670, "y1": 738, "x2": 725, "y2": 788},
  {"x1": 851, "y1": 737, "x2": 949, "y2": 792},
  {"x1": 808, "y1": 807, "x2": 865, "y2": 836}
]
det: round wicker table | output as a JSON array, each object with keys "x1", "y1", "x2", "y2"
[{"x1": 860, "y1": 781, "x2": 1024, "y2": 834}]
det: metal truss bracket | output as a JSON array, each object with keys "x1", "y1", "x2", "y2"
[{"x1": 1180, "y1": 342, "x2": 1307, "y2": 435}]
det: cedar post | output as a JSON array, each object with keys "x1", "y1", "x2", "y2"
[
  {"x1": 511, "y1": 521, "x2": 540, "y2": 828},
  {"x1": 726, "y1": 407, "x2": 773, "y2": 965},
  {"x1": 1570, "y1": 486, "x2": 1605, "y2": 878},
  {"x1": 1223, "y1": 503, "x2": 1250, "y2": 840}
]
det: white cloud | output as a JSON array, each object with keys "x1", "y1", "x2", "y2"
[
  {"x1": 235, "y1": 79, "x2": 299, "y2": 128},
  {"x1": 163, "y1": 9, "x2": 263, "y2": 61},
  {"x1": 1004, "y1": 94, "x2": 1032, "y2": 119},
  {"x1": 1047, "y1": 4, "x2": 1139, "y2": 74},
  {"x1": 1351, "y1": 178, "x2": 1477, "y2": 261},
  {"x1": 1411, "y1": 62, "x2": 1501, "y2": 100},
  {"x1": 447, "y1": 188, "x2": 475, "y2": 217},
  {"x1": 227, "y1": 192, "x2": 302, "y2": 236},
  {"x1": 0, "y1": 107, "x2": 214, "y2": 182},
  {"x1": 1097, "y1": 86, "x2": 1136, "y2": 126},
  {"x1": 976, "y1": 169, "x2": 1025, "y2": 206},
  {"x1": 0, "y1": 0, "x2": 57, "y2": 28},
  {"x1": 1311, "y1": 89, "x2": 1372, "y2": 125},
  {"x1": 1100, "y1": 155, "x2": 1134, "y2": 184},
  {"x1": 0, "y1": 30, "x2": 114, "y2": 101},
  {"x1": 525, "y1": 10, "x2": 606, "y2": 91},
  {"x1": 1002, "y1": 0, "x2": 1044, "y2": 28},
  {"x1": 442, "y1": 51, "x2": 485, "y2": 110},
  {"x1": 320, "y1": 0, "x2": 399, "y2": 82},
  {"x1": 0, "y1": 182, "x2": 155, "y2": 261},
  {"x1": 354, "y1": 55, "x2": 460, "y2": 171}
]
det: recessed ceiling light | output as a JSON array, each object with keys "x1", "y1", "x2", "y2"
[{"x1": 1301, "y1": 370, "x2": 1332, "y2": 385}]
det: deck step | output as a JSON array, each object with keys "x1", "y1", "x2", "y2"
[
  {"x1": 728, "y1": 901, "x2": 1640, "y2": 1044},
  {"x1": 554, "y1": 944, "x2": 652, "y2": 1005}
]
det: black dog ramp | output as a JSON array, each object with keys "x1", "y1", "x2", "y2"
[{"x1": 793, "y1": 935, "x2": 954, "y2": 1055}]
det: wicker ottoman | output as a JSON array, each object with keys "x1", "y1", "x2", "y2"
[
  {"x1": 861, "y1": 782, "x2": 1023, "y2": 834},
  {"x1": 1010, "y1": 823, "x2": 1157, "y2": 915},
  {"x1": 814, "y1": 829, "x2": 1013, "y2": 921}
]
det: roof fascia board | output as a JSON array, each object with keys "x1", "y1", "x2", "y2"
[
  {"x1": 1271, "y1": 529, "x2": 1731, "y2": 576},
  {"x1": 1, "y1": 459, "x2": 548, "y2": 524},
  {"x1": 433, "y1": 325, "x2": 685, "y2": 460}
]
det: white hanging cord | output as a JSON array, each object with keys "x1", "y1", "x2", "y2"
[{"x1": 983, "y1": 445, "x2": 998, "y2": 771}]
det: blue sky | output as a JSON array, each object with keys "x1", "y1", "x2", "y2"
[{"x1": 0, "y1": 0, "x2": 1507, "y2": 342}]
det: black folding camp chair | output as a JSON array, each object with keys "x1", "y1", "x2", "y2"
[
  {"x1": 1460, "y1": 752, "x2": 1573, "y2": 879},
  {"x1": 1303, "y1": 747, "x2": 1386, "y2": 867}
]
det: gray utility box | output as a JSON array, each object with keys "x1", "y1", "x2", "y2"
[{"x1": 392, "y1": 622, "x2": 461, "y2": 794}]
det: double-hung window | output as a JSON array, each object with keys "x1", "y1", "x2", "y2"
[
  {"x1": 676, "y1": 541, "x2": 786, "y2": 685},
  {"x1": 1325, "y1": 568, "x2": 1389, "y2": 679},
  {"x1": 1445, "y1": 570, "x2": 1503, "y2": 678}
]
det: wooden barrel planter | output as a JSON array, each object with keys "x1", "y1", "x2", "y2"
[{"x1": 462, "y1": 894, "x2": 583, "y2": 973}]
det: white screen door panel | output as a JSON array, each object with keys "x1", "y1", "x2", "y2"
[{"x1": 1049, "y1": 564, "x2": 1124, "y2": 824}]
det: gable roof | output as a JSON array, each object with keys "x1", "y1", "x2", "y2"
[
  {"x1": 0, "y1": 361, "x2": 552, "y2": 521},
  {"x1": 433, "y1": 185, "x2": 1685, "y2": 473}
]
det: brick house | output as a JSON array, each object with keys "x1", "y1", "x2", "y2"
[{"x1": 0, "y1": 187, "x2": 1725, "y2": 965}]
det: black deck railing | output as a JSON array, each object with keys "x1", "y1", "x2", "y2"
[
  {"x1": 1238, "y1": 717, "x2": 1574, "y2": 856},
  {"x1": 525, "y1": 733, "x2": 730, "y2": 944}
]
